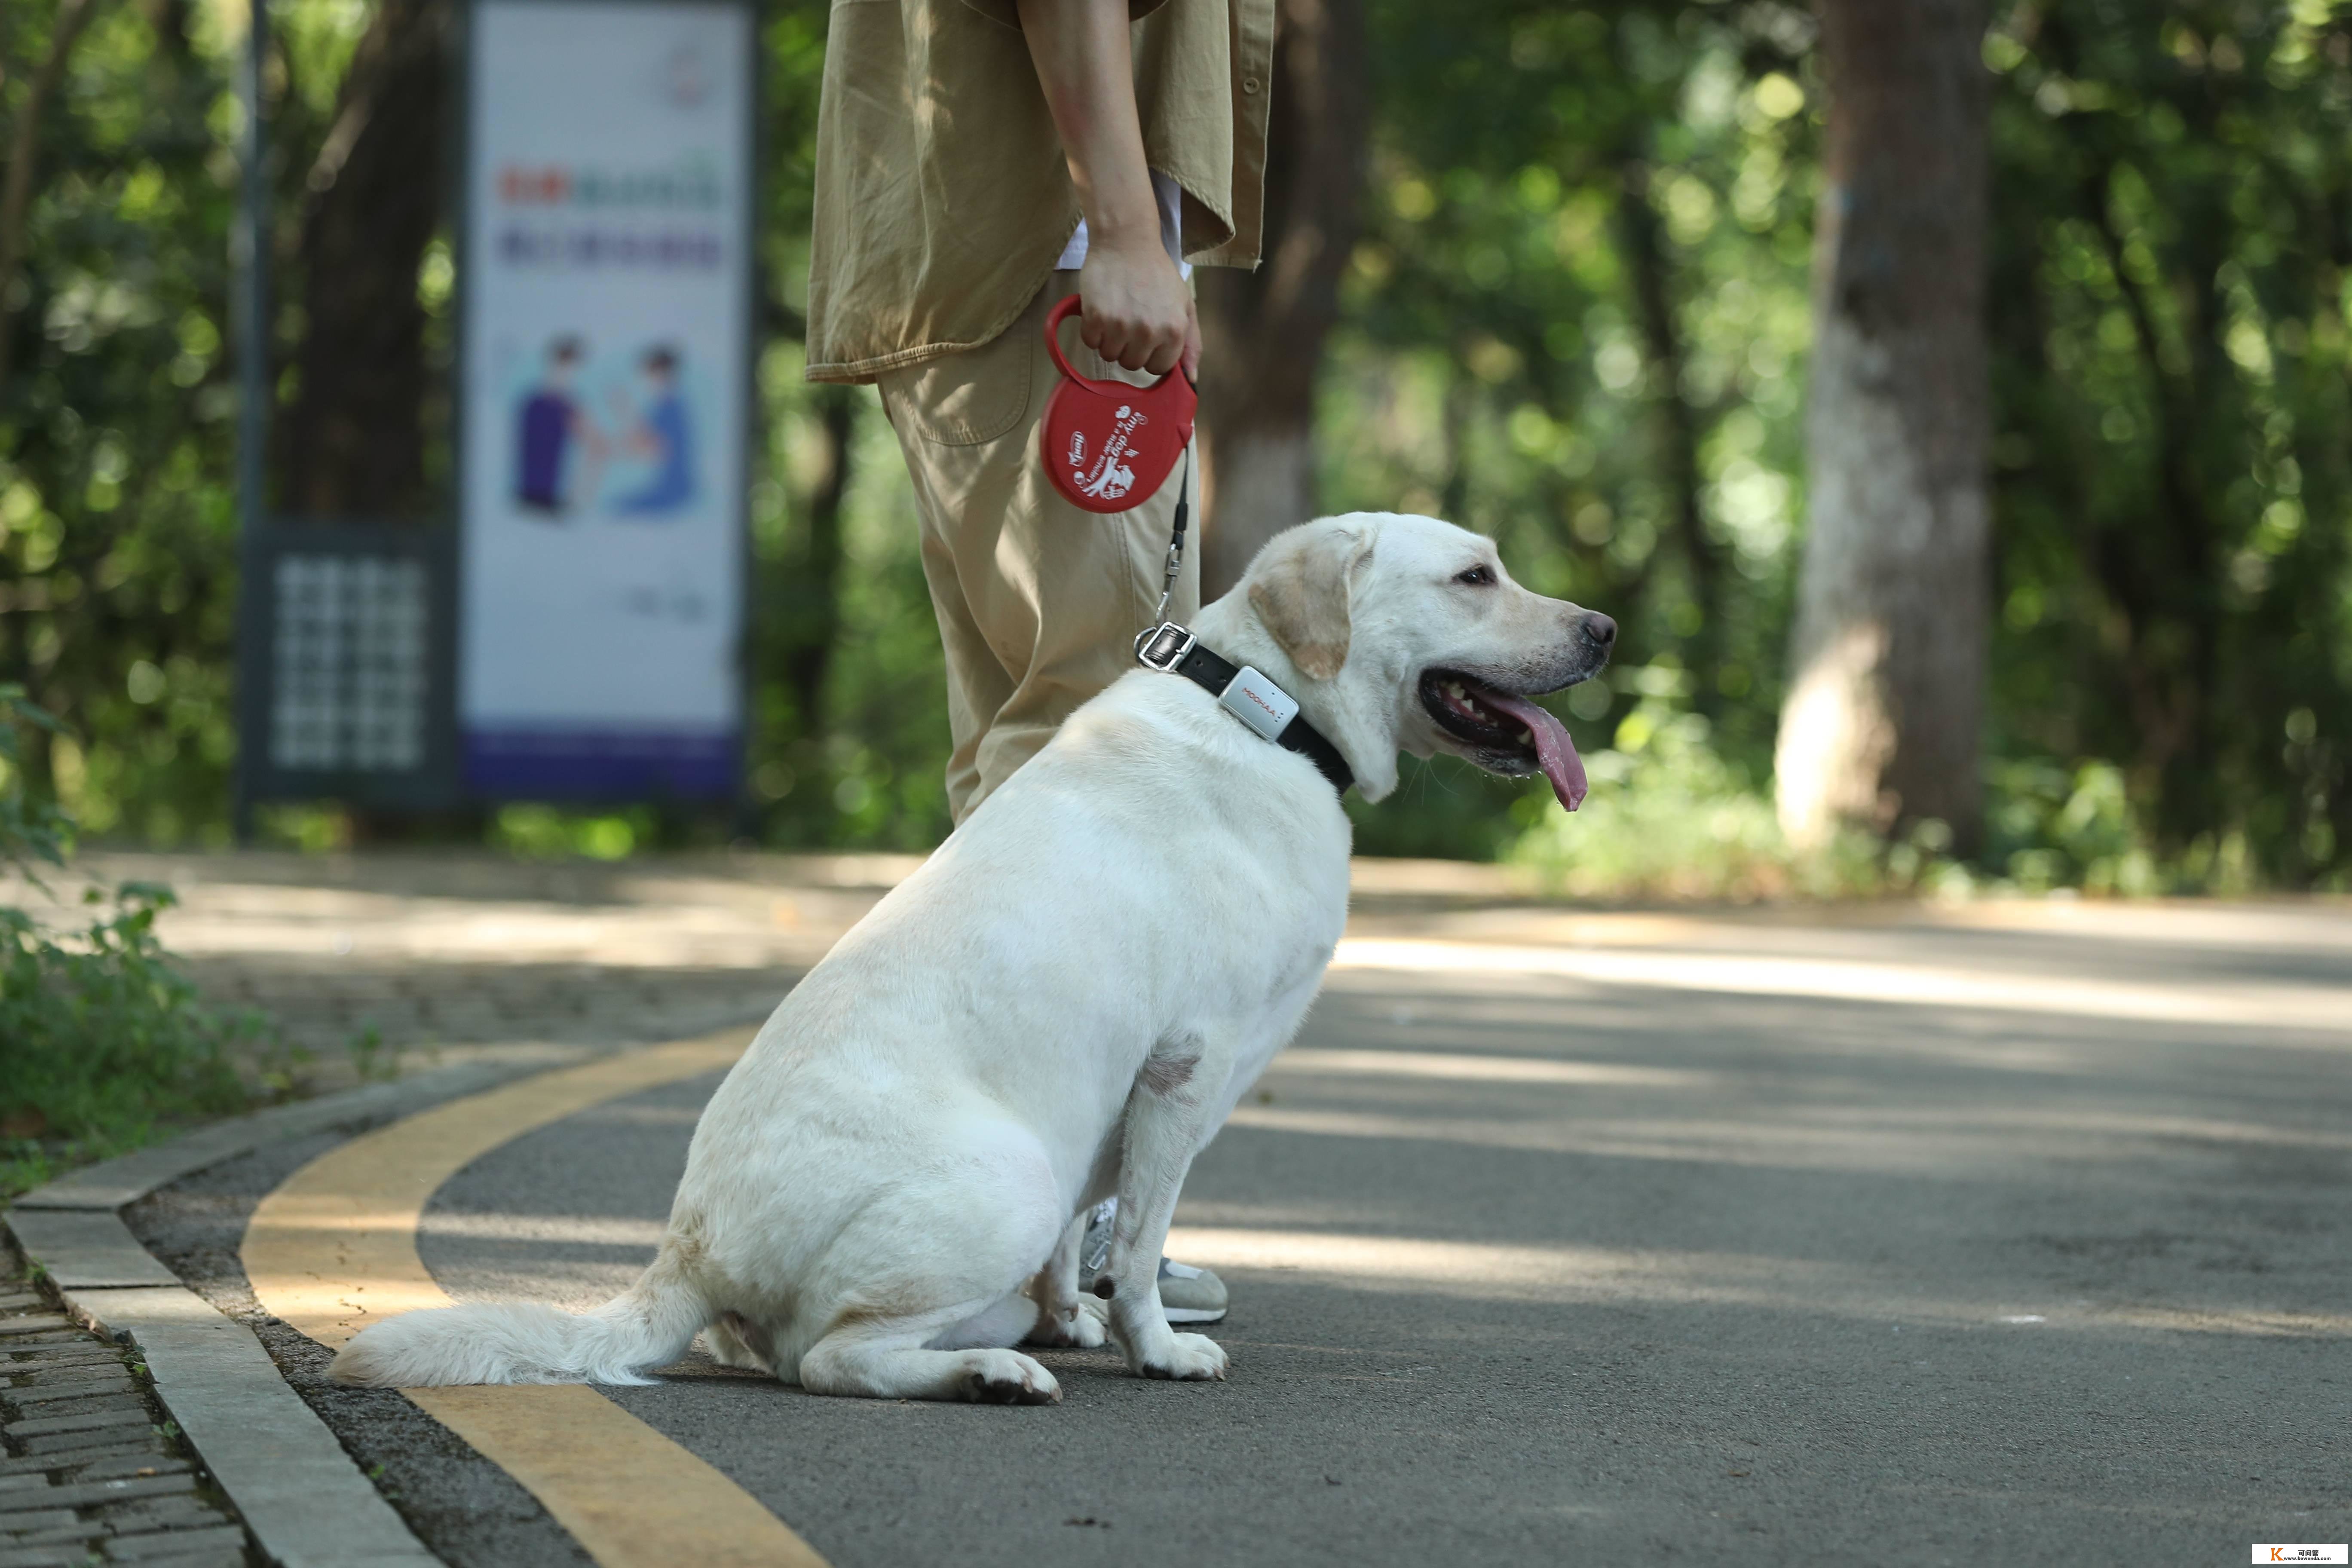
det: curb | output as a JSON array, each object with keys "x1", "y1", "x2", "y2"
[{"x1": 4, "y1": 1014, "x2": 768, "y2": 1568}]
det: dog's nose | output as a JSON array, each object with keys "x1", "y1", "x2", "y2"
[{"x1": 1580, "y1": 612, "x2": 1617, "y2": 652}]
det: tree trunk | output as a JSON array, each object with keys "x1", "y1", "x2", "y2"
[
  {"x1": 0, "y1": 0, "x2": 108, "y2": 402},
  {"x1": 1194, "y1": 0, "x2": 1368, "y2": 601},
  {"x1": 2077, "y1": 159, "x2": 2226, "y2": 851},
  {"x1": 276, "y1": 0, "x2": 450, "y2": 519},
  {"x1": 785, "y1": 386, "x2": 857, "y2": 737},
  {"x1": 1775, "y1": 0, "x2": 1991, "y2": 852},
  {"x1": 1617, "y1": 154, "x2": 1720, "y2": 717}
]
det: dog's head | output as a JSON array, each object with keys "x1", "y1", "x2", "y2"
[{"x1": 1207, "y1": 512, "x2": 1614, "y2": 807}]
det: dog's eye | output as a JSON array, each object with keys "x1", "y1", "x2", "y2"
[{"x1": 1454, "y1": 565, "x2": 1495, "y2": 587}]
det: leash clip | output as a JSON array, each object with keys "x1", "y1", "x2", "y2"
[
  {"x1": 1134, "y1": 621, "x2": 1197, "y2": 671},
  {"x1": 1150, "y1": 533, "x2": 1184, "y2": 625}
]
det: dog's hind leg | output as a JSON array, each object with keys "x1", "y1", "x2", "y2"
[
  {"x1": 1021, "y1": 1210, "x2": 1109, "y2": 1348},
  {"x1": 800, "y1": 1304, "x2": 1061, "y2": 1404},
  {"x1": 702, "y1": 1311, "x2": 775, "y2": 1373},
  {"x1": 796, "y1": 1117, "x2": 1068, "y2": 1401}
]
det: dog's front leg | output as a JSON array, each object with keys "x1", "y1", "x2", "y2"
[
  {"x1": 1022, "y1": 1210, "x2": 1108, "y2": 1348},
  {"x1": 1097, "y1": 1035, "x2": 1229, "y2": 1381}
]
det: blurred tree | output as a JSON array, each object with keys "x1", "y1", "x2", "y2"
[
  {"x1": 1329, "y1": 1, "x2": 1817, "y2": 854},
  {"x1": 0, "y1": 0, "x2": 258, "y2": 841},
  {"x1": 774, "y1": 382, "x2": 853, "y2": 743},
  {"x1": 0, "y1": 0, "x2": 2341, "y2": 888},
  {"x1": 275, "y1": 0, "x2": 450, "y2": 519},
  {"x1": 1978, "y1": 0, "x2": 2352, "y2": 885},
  {"x1": 0, "y1": 0, "x2": 109, "y2": 397},
  {"x1": 1195, "y1": 0, "x2": 1368, "y2": 598},
  {"x1": 1615, "y1": 146, "x2": 1723, "y2": 716},
  {"x1": 1774, "y1": 0, "x2": 1991, "y2": 854}
]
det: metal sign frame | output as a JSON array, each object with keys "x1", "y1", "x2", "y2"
[
  {"x1": 230, "y1": 0, "x2": 760, "y2": 831},
  {"x1": 231, "y1": 522, "x2": 463, "y2": 813}
]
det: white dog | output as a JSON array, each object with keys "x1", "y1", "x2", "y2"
[{"x1": 333, "y1": 512, "x2": 1612, "y2": 1403}]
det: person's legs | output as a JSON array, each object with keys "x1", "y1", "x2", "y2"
[
  {"x1": 880, "y1": 272, "x2": 1199, "y2": 826},
  {"x1": 880, "y1": 273, "x2": 1226, "y2": 1318}
]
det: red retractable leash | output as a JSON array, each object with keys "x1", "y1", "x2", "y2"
[
  {"x1": 1039, "y1": 293, "x2": 1197, "y2": 627},
  {"x1": 1040, "y1": 294, "x2": 1196, "y2": 512}
]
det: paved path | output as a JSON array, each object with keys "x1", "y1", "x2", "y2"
[
  {"x1": 86, "y1": 856, "x2": 2352, "y2": 1564},
  {"x1": 0, "y1": 1260, "x2": 251, "y2": 1567}
]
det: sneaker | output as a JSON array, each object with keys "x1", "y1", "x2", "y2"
[
  {"x1": 1078, "y1": 1199, "x2": 1229, "y2": 1324},
  {"x1": 1155, "y1": 1255, "x2": 1228, "y2": 1324}
]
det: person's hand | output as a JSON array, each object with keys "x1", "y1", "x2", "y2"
[{"x1": 1076, "y1": 233, "x2": 1193, "y2": 377}]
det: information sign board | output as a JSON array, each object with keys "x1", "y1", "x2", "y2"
[{"x1": 458, "y1": 0, "x2": 752, "y2": 799}]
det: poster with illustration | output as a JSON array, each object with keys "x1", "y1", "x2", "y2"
[{"x1": 458, "y1": 0, "x2": 750, "y2": 799}]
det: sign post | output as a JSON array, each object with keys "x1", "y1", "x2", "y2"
[
  {"x1": 456, "y1": 0, "x2": 754, "y2": 800},
  {"x1": 232, "y1": 0, "x2": 756, "y2": 824}
]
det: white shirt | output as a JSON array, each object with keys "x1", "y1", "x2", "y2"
[{"x1": 1056, "y1": 172, "x2": 1192, "y2": 279}]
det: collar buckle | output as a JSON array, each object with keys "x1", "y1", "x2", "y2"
[{"x1": 1134, "y1": 621, "x2": 1197, "y2": 672}]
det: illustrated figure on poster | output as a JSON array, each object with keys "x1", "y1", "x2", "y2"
[
  {"x1": 609, "y1": 344, "x2": 697, "y2": 516},
  {"x1": 513, "y1": 336, "x2": 608, "y2": 515}
]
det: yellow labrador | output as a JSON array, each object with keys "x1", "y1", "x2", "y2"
[{"x1": 334, "y1": 512, "x2": 1613, "y2": 1403}]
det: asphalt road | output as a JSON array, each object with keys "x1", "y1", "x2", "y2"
[{"x1": 313, "y1": 905, "x2": 2352, "y2": 1568}]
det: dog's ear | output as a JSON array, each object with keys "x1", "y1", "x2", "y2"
[{"x1": 1248, "y1": 525, "x2": 1374, "y2": 681}]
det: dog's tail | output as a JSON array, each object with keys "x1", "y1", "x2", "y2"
[{"x1": 329, "y1": 1237, "x2": 710, "y2": 1388}]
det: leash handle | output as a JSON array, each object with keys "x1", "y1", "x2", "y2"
[
  {"x1": 1044, "y1": 294, "x2": 1191, "y2": 398},
  {"x1": 1150, "y1": 443, "x2": 1191, "y2": 627}
]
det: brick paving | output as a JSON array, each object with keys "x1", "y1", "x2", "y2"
[{"x1": 0, "y1": 1271, "x2": 249, "y2": 1568}]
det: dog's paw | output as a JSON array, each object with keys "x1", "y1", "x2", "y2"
[
  {"x1": 958, "y1": 1349, "x2": 1062, "y2": 1406},
  {"x1": 1134, "y1": 1331, "x2": 1228, "y2": 1382},
  {"x1": 1026, "y1": 1296, "x2": 1109, "y2": 1350}
]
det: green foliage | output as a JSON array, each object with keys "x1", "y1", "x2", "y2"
[
  {"x1": 1511, "y1": 689, "x2": 1882, "y2": 902},
  {"x1": 745, "y1": 360, "x2": 958, "y2": 852},
  {"x1": 0, "y1": 0, "x2": 247, "y2": 847},
  {"x1": 1983, "y1": 758, "x2": 2172, "y2": 896},
  {"x1": 0, "y1": 688, "x2": 280, "y2": 1197},
  {"x1": 0, "y1": 885, "x2": 267, "y2": 1195},
  {"x1": 1325, "y1": 1, "x2": 1820, "y2": 861},
  {"x1": 0, "y1": 0, "x2": 2345, "y2": 896},
  {"x1": 1981, "y1": 0, "x2": 2352, "y2": 887},
  {"x1": 489, "y1": 803, "x2": 659, "y2": 861},
  {"x1": 345, "y1": 1023, "x2": 395, "y2": 1084},
  {"x1": 0, "y1": 683, "x2": 72, "y2": 879},
  {"x1": 1338, "y1": 0, "x2": 2352, "y2": 886}
]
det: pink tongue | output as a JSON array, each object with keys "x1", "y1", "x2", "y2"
[{"x1": 1474, "y1": 686, "x2": 1588, "y2": 812}]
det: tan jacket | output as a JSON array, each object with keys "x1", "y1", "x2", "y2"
[{"x1": 805, "y1": 0, "x2": 1275, "y2": 384}]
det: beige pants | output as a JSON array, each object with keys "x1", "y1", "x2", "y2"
[{"x1": 879, "y1": 274, "x2": 1200, "y2": 824}]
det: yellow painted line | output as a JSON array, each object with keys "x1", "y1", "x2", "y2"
[{"x1": 245, "y1": 1028, "x2": 828, "y2": 1568}]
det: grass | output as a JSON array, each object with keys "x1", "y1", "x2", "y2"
[
  {"x1": 0, "y1": 685, "x2": 295, "y2": 1198},
  {"x1": 1508, "y1": 694, "x2": 2265, "y2": 904},
  {"x1": 1511, "y1": 699, "x2": 1892, "y2": 902}
]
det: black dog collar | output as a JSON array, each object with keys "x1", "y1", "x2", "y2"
[{"x1": 1133, "y1": 622, "x2": 1354, "y2": 797}]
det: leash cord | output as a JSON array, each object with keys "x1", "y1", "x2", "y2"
[{"x1": 1150, "y1": 442, "x2": 1191, "y2": 627}]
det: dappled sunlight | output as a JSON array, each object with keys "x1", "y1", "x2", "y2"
[
  {"x1": 1306, "y1": 983, "x2": 2329, "y2": 1088},
  {"x1": 1330, "y1": 938, "x2": 2352, "y2": 1037},
  {"x1": 421, "y1": 1212, "x2": 668, "y2": 1246},
  {"x1": 1273, "y1": 1047, "x2": 1715, "y2": 1090},
  {"x1": 435, "y1": 1263, "x2": 649, "y2": 1316},
  {"x1": 580, "y1": 1105, "x2": 705, "y2": 1128},
  {"x1": 1162, "y1": 1225, "x2": 2352, "y2": 1339},
  {"x1": 2096, "y1": 1305, "x2": 2352, "y2": 1339},
  {"x1": 1220, "y1": 1101, "x2": 2324, "y2": 1182}
]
